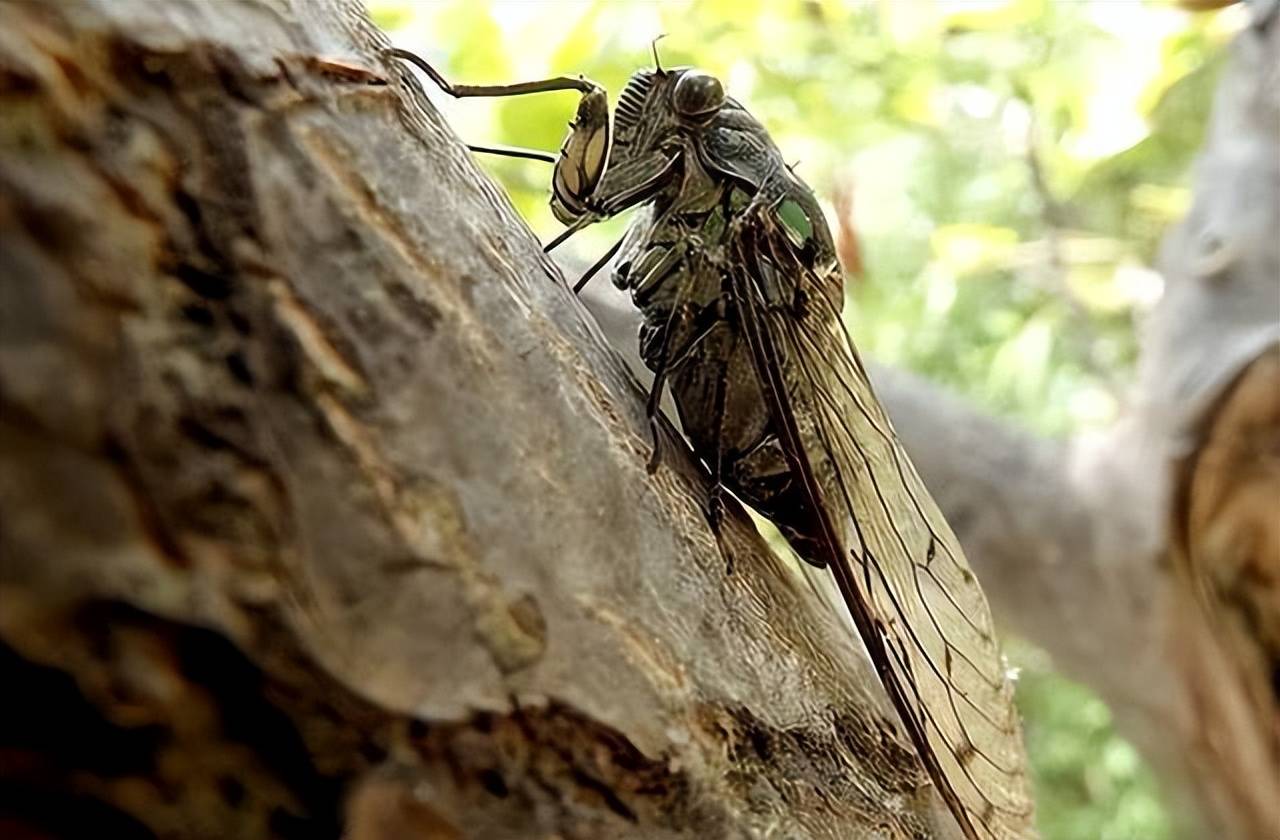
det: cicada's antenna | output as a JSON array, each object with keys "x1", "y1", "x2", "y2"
[{"x1": 650, "y1": 34, "x2": 668, "y2": 73}]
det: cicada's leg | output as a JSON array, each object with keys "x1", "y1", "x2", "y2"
[
  {"x1": 572, "y1": 236, "x2": 626, "y2": 294},
  {"x1": 705, "y1": 331, "x2": 731, "y2": 541},
  {"x1": 644, "y1": 299, "x2": 726, "y2": 475},
  {"x1": 544, "y1": 151, "x2": 681, "y2": 254},
  {"x1": 389, "y1": 48, "x2": 595, "y2": 100},
  {"x1": 307, "y1": 57, "x2": 388, "y2": 85},
  {"x1": 623, "y1": 240, "x2": 695, "y2": 472},
  {"x1": 391, "y1": 46, "x2": 621, "y2": 234},
  {"x1": 544, "y1": 211, "x2": 600, "y2": 254},
  {"x1": 644, "y1": 359, "x2": 673, "y2": 475},
  {"x1": 640, "y1": 302, "x2": 692, "y2": 475},
  {"x1": 465, "y1": 144, "x2": 557, "y2": 164},
  {"x1": 389, "y1": 48, "x2": 592, "y2": 164},
  {"x1": 640, "y1": 302, "x2": 732, "y2": 476}
]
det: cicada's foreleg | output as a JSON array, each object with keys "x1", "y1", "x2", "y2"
[
  {"x1": 389, "y1": 48, "x2": 595, "y2": 166},
  {"x1": 544, "y1": 151, "x2": 682, "y2": 254},
  {"x1": 465, "y1": 144, "x2": 557, "y2": 164},
  {"x1": 644, "y1": 301, "x2": 726, "y2": 475},
  {"x1": 393, "y1": 47, "x2": 622, "y2": 247},
  {"x1": 590, "y1": 151, "x2": 683, "y2": 218},
  {"x1": 389, "y1": 48, "x2": 595, "y2": 100},
  {"x1": 391, "y1": 49, "x2": 621, "y2": 234}
]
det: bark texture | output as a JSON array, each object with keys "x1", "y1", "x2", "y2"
[{"x1": 0, "y1": 1, "x2": 963, "y2": 838}]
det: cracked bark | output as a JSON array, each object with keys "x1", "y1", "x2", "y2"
[{"x1": 0, "y1": 1, "x2": 961, "y2": 838}]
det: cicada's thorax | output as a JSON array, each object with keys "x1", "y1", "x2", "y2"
[{"x1": 608, "y1": 158, "x2": 813, "y2": 547}]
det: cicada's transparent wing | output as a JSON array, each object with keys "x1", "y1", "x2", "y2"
[{"x1": 729, "y1": 219, "x2": 1036, "y2": 840}]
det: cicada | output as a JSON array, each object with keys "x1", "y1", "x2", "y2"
[{"x1": 391, "y1": 46, "x2": 1036, "y2": 839}]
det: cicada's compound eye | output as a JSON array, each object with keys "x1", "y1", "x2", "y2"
[{"x1": 672, "y1": 70, "x2": 725, "y2": 118}]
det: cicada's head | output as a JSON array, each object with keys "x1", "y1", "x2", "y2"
[
  {"x1": 668, "y1": 69, "x2": 726, "y2": 120},
  {"x1": 549, "y1": 66, "x2": 730, "y2": 225},
  {"x1": 612, "y1": 66, "x2": 727, "y2": 151}
]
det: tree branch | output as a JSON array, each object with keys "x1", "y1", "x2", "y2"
[
  {"x1": 874, "y1": 18, "x2": 1280, "y2": 837},
  {"x1": 0, "y1": 1, "x2": 965, "y2": 837}
]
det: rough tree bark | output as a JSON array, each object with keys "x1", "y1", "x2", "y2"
[{"x1": 0, "y1": 1, "x2": 973, "y2": 838}]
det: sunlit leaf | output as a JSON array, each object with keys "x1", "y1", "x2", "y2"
[
  {"x1": 369, "y1": 0, "x2": 412, "y2": 33},
  {"x1": 931, "y1": 223, "x2": 1020, "y2": 275}
]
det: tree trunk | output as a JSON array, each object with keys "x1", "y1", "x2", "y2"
[{"x1": 0, "y1": 1, "x2": 963, "y2": 837}]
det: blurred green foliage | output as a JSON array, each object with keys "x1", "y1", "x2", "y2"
[
  {"x1": 373, "y1": 1, "x2": 1239, "y2": 836},
  {"x1": 1012, "y1": 643, "x2": 1175, "y2": 840}
]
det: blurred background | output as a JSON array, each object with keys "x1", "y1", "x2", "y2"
[{"x1": 373, "y1": 2, "x2": 1247, "y2": 837}]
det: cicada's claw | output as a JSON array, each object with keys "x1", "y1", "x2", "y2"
[{"x1": 645, "y1": 418, "x2": 664, "y2": 475}]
